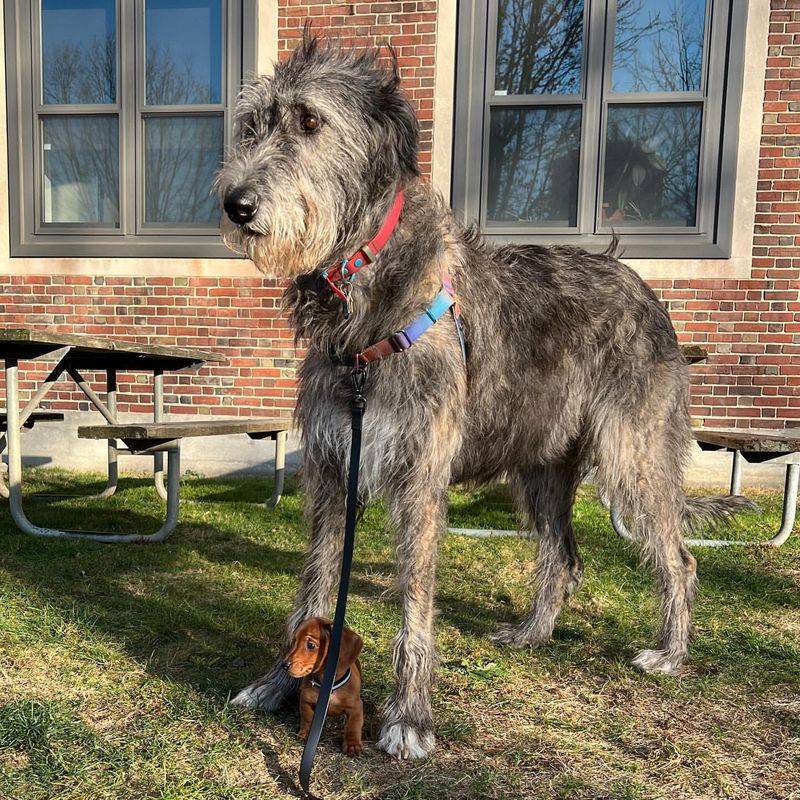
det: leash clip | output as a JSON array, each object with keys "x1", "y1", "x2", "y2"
[{"x1": 350, "y1": 364, "x2": 367, "y2": 410}]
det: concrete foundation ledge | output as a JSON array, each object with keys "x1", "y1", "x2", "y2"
[{"x1": 1, "y1": 411, "x2": 790, "y2": 490}]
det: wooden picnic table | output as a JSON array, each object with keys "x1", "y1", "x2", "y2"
[
  {"x1": 0, "y1": 328, "x2": 221, "y2": 369},
  {"x1": 0, "y1": 328, "x2": 289, "y2": 543}
]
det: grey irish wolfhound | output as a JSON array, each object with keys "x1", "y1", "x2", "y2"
[{"x1": 216, "y1": 36, "x2": 748, "y2": 759}]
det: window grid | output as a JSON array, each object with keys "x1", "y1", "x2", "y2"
[
  {"x1": 594, "y1": 0, "x2": 716, "y2": 236},
  {"x1": 4, "y1": 0, "x2": 249, "y2": 257},
  {"x1": 32, "y1": 0, "x2": 124, "y2": 234},
  {"x1": 481, "y1": 0, "x2": 589, "y2": 234},
  {"x1": 136, "y1": 0, "x2": 229, "y2": 234},
  {"x1": 453, "y1": 0, "x2": 742, "y2": 258}
]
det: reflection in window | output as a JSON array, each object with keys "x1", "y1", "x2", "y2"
[
  {"x1": 144, "y1": 115, "x2": 223, "y2": 224},
  {"x1": 41, "y1": 0, "x2": 116, "y2": 104},
  {"x1": 612, "y1": 0, "x2": 707, "y2": 93},
  {"x1": 602, "y1": 104, "x2": 701, "y2": 227},
  {"x1": 145, "y1": 0, "x2": 223, "y2": 105},
  {"x1": 42, "y1": 116, "x2": 119, "y2": 224},
  {"x1": 487, "y1": 106, "x2": 581, "y2": 226},
  {"x1": 495, "y1": 0, "x2": 584, "y2": 95}
]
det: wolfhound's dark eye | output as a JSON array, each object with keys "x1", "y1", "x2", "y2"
[{"x1": 300, "y1": 112, "x2": 321, "y2": 133}]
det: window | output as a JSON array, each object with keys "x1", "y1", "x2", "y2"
[
  {"x1": 453, "y1": 0, "x2": 747, "y2": 258},
  {"x1": 5, "y1": 0, "x2": 253, "y2": 257}
]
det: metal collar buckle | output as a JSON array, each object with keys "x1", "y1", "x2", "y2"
[{"x1": 388, "y1": 331, "x2": 412, "y2": 353}]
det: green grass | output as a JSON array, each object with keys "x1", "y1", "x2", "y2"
[{"x1": 0, "y1": 469, "x2": 798, "y2": 799}]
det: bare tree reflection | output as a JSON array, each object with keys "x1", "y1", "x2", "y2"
[
  {"x1": 44, "y1": 34, "x2": 116, "y2": 104},
  {"x1": 495, "y1": 0, "x2": 584, "y2": 94},
  {"x1": 488, "y1": 107, "x2": 580, "y2": 224},
  {"x1": 613, "y1": 0, "x2": 705, "y2": 92},
  {"x1": 43, "y1": 116, "x2": 118, "y2": 224},
  {"x1": 42, "y1": 37, "x2": 222, "y2": 225},
  {"x1": 144, "y1": 43, "x2": 222, "y2": 223},
  {"x1": 488, "y1": 0, "x2": 705, "y2": 228},
  {"x1": 603, "y1": 0, "x2": 705, "y2": 225}
]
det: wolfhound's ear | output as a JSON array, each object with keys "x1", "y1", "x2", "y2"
[
  {"x1": 382, "y1": 43, "x2": 402, "y2": 90},
  {"x1": 374, "y1": 44, "x2": 419, "y2": 177},
  {"x1": 301, "y1": 21, "x2": 319, "y2": 59}
]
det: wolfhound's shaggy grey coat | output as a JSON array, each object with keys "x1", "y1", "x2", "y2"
[{"x1": 216, "y1": 36, "x2": 748, "y2": 760}]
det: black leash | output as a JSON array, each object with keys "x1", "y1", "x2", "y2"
[{"x1": 299, "y1": 367, "x2": 366, "y2": 797}]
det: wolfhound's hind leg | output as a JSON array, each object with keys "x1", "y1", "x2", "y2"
[
  {"x1": 492, "y1": 464, "x2": 583, "y2": 649},
  {"x1": 598, "y1": 421, "x2": 697, "y2": 676}
]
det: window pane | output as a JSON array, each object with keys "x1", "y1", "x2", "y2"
[
  {"x1": 602, "y1": 104, "x2": 701, "y2": 228},
  {"x1": 495, "y1": 0, "x2": 584, "y2": 95},
  {"x1": 487, "y1": 106, "x2": 581, "y2": 226},
  {"x1": 612, "y1": 0, "x2": 707, "y2": 93},
  {"x1": 144, "y1": 115, "x2": 223, "y2": 224},
  {"x1": 41, "y1": 0, "x2": 116, "y2": 104},
  {"x1": 145, "y1": 0, "x2": 223, "y2": 105},
  {"x1": 41, "y1": 116, "x2": 119, "y2": 225}
]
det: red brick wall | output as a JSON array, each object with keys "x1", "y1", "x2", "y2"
[
  {"x1": 0, "y1": 275, "x2": 297, "y2": 416},
  {"x1": 0, "y1": 1, "x2": 798, "y2": 430}
]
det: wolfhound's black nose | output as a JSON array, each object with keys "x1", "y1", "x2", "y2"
[{"x1": 224, "y1": 187, "x2": 259, "y2": 225}]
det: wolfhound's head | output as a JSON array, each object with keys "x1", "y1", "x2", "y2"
[{"x1": 216, "y1": 33, "x2": 419, "y2": 275}]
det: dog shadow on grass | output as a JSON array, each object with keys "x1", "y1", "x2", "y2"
[{"x1": 0, "y1": 475, "x2": 797, "y2": 706}]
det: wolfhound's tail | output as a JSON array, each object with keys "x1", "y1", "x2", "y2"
[{"x1": 682, "y1": 494, "x2": 757, "y2": 534}]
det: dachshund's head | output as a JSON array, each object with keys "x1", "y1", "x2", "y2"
[{"x1": 284, "y1": 617, "x2": 363, "y2": 679}]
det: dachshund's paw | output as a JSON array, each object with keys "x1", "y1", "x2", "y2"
[
  {"x1": 632, "y1": 648, "x2": 685, "y2": 675},
  {"x1": 230, "y1": 665, "x2": 297, "y2": 711},
  {"x1": 342, "y1": 738, "x2": 363, "y2": 757},
  {"x1": 490, "y1": 623, "x2": 549, "y2": 649},
  {"x1": 377, "y1": 722, "x2": 434, "y2": 760}
]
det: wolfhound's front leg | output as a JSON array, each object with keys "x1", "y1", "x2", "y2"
[
  {"x1": 377, "y1": 488, "x2": 445, "y2": 760},
  {"x1": 231, "y1": 464, "x2": 346, "y2": 711}
]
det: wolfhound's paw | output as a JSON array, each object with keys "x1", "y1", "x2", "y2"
[
  {"x1": 632, "y1": 648, "x2": 685, "y2": 675},
  {"x1": 490, "y1": 623, "x2": 549, "y2": 649},
  {"x1": 376, "y1": 722, "x2": 435, "y2": 760},
  {"x1": 229, "y1": 667, "x2": 297, "y2": 712}
]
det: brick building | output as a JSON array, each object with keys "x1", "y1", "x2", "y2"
[{"x1": 0, "y1": 1, "x2": 795, "y2": 460}]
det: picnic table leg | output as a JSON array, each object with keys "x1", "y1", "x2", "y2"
[
  {"x1": 1, "y1": 358, "x2": 69, "y2": 500},
  {"x1": 763, "y1": 462, "x2": 798, "y2": 548},
  {"x1": 4, "y1": 358, "x2": 181, "y2": 543},
  {"x1": 99, "y1": 369, "x2": 119, "y2": 499},
  {"x1": 36, "y1": 367, "x2": 119, "y2": 501},
  {"x1": 730, "y1": 449, "x2": 743, "y2": 495},
  {"x1": 266, "y1": 430, "x2": 286, "y2": 508},
  {"x1": 0, "y1": 434, "x2": 8, "y2": 499},
  {"x1": 611, "y1": 460, "x2": 798, "y2": 548},
  {"x1": 153, "y1": 370, "x2": 168, "y2": 502}
]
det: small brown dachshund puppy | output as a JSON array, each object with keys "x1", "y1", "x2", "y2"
[{"x1": 284, "y1": 617, "x2": 364, "y2": 756}]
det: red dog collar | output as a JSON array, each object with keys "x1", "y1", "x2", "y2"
[{"x1": 322, "y1": 190, "x2": 405, "y2": 303}]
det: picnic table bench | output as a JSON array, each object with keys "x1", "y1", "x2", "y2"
[
  {"x1": 0, "y1": 328, "x2": 289, "y2": 544},
  {"x1": 690, "y1": 427, "x2": 799, "y2": 547},
  {"x1": 78, "y1": 419, "x2": 288, "y2": 537},
  {"x1": 609, "y1": 421, "x2": 799, "y2": 548}
]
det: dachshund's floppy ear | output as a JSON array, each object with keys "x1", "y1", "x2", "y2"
[{"x1": 338, "y1": 627, "x2": 363, "y2": 671}]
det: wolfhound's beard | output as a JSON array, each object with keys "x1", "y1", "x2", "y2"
[{"x1": 221, "y1": 189, "x2": 339, "y2": 277}]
